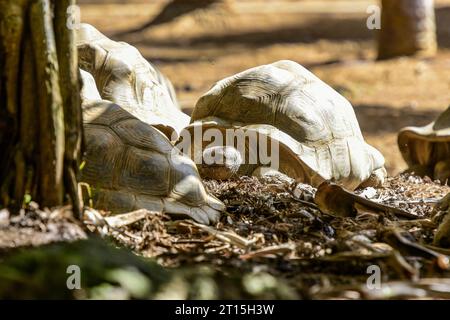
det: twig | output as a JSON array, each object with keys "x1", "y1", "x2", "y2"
[
  {"x1": 179, "y1": 220, "x2": 258, "y2": 249},
  {"x1": 239, "y1": 243, "x2": 295, "y2": 260},
  {"x1": 382, "y1": 199, "x2": 440, "y2": 205},
  {"x1": 382, "y1": 228, "x2": 450, "y2": 270},
  {"x1": 205, "y1": 243, "x2": 231, "y2": 253},
  {"x1": 104, "y1": 209, "x2": 159, "y2": 228},
  {"x1": 83, "y1": 208, "x2": 157, "y2": 240},
  {"x1": 173, "y1": 239, "x2": 208, "y2": 244}
]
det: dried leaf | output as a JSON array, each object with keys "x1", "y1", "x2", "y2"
[{"x1": 314, "y1": 181, "x2": 418, "y2": 219}]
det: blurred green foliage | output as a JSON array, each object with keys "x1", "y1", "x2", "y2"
[{"x1": 0, "y1": 237, "x2": 299, "y2": 299}]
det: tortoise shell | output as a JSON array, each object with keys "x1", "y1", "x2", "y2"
[
  {"x1": 398, "y1": 105, "x2": 450, "y2": 181},
  {"x1": 186, "y1": 60, "x2": 386, "y2": 190},
  {"x1": 80, "y1": 71, "x2": 223, "y2": 224},
  {"x1": 76, "y1": 23, "x2": 189, "y2": 140}
]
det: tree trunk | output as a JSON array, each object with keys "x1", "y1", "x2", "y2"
[
  {"x1": 378, "y1": 0, "x2": 437, "y2": 60},
  {"x1": 0, "y1": 0, "x2": 83, "y2": 216}
]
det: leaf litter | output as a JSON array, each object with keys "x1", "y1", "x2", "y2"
[
  {"x1": 2, "y1": 173, "x2": 450, "y2": 299},
  {"x1": 82, "y1": 173, "x2": 450, "y2": 299}
]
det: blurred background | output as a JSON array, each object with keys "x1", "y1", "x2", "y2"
[{"x1": 77, "y1": 0, "x2": 450, "y2": 176}]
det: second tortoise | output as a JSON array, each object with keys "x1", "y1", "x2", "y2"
[{"x1": 179, "y1": 60, "x2": 386, "y2": 190}]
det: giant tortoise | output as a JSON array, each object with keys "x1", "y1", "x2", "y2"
[
  {"x1": 79, "y1": 70, "x2": 224, "y2": 225},
  {"x1": 76, "y1": 23, "x2": 188, "y2": 140},
  {"x1": 398, "y1": 105, "x2": 450, "y2": 183},
  {"x1": 177, "y1": 60, "x2": 386, "y2": 190}
]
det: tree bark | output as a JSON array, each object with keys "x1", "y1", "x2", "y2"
[
  {"x1": 54, "y1": 0, "x2": 83, "y2": 218},
  {"x1": 378, "y1": 0, "x2": 437, "y2": 60},
  {"x1": 0, "y1": 0, "x2": 83, "y2": 215}
]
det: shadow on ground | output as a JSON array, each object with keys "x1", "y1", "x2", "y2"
[
  {"x1": 119, "y1": 6, "x2": 450, "y2": 51},
  {"x1": 354, "y1": 104, "x2": 440, "y2": 135}
]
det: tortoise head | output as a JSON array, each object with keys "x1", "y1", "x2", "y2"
[{"x1": 197, "y1": 146, "x2": 243, "y2": 180}]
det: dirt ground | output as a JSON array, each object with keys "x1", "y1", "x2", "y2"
[{"x1": 78, "y1": 0, "x2": 450, "y2": 176}]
